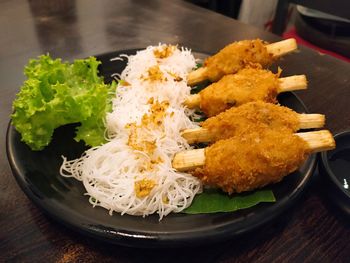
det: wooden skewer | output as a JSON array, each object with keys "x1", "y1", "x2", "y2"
[
  {"x1": 181, "y1": 113, "x2": 325, "y2": 144},
  {"x1": 172, "y1": 130, "x2": 335, "y2": 171},
  {"x1": 184, "y1": 74, "x2": 307, "y2": 109},
  {"x1": 187, "y1": 38, "x2": 297, "y2": 86}
]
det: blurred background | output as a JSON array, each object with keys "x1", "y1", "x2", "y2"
[{"x1": 187, "y1": 0, "x2": 350, "y2": 62}]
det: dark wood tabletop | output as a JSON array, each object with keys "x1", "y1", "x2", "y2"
[{"x1": 1, "y1": 0, "x2": 350, "y2": 262}]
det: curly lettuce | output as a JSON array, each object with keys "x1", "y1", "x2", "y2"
[{"x1": 11, "y1": 54, "x2": 116, "y2": 150}]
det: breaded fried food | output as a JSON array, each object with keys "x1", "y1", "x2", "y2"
[
  {"x1": 194, "y1": 130, "x2": 310, "y2": 194},
  {"x1": 202, "y1": 101, "x2": 299, "y2": 142},
  {"x1": 181, "y1": 105, "x2": 325, "y2": 144},
  {"x1": 199, "y1": 66, "x2": 280, "y2": 117},
  {"x1": 204, "y1": 39, "x2": 273, "y2": 82},
  {"x1": 187, "y1": 38, "x2": 297, "y2": 86}
]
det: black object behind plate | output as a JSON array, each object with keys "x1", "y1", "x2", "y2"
[
  {"x1": 319, "y1": 131, "x2": 350, "y2": 216},
  {"x1": 6, "y1": 49, "x2": 316, "y2": 247}
]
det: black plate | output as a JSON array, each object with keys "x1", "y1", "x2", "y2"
[{"x1": 6, "y1": 50, "x2": 316, "y2": 247}]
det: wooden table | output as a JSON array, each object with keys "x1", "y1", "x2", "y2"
[{"x1": 1, "y1": 0, "x2": 350, "y2": 262}]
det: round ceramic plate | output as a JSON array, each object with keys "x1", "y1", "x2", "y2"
[{"x1": 6, "y1": 49, "x2": 316, "y2": 247}]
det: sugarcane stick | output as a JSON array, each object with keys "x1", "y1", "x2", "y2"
[
  {"x1": 182, "y1": 127, "x2": 212, "y2": 145},
  {"x1": 297, "y1": 114, "x2": 325, "y2": 129},
  {"x1": 184, "y1": 74, "x2": 307, "y2": 109},
  {"x1": 182, "y1": 113, "x2": 325, "y2": 144},
  {"x1": 173, "y1": 148, "x2": 205, "y2": 172},
  {"x1": 278, "y1": 75, "x2": 307, "y2": 92},
  {"x1": 187, "y1": 38, "x2": 297, "y2": 86},
  {"x1": 188, "y1": 68, "x2": 208, "y2": 87},
  {"x1": 265, "y1": 38, "x2": 297, "y2": 57},
  {"x1": 296, "y1": 130, "x2": 335, "y2": 152},
  {"x1": 185, "y1": 94, "x2": 201, "y2": 109},
  {"x1": 173, "y1": 130, "x2": 335, "y2": 172}
]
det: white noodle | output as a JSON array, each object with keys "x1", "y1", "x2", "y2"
[{"x1": 60, "y1": 44, "x2": 201, "y2": 219}]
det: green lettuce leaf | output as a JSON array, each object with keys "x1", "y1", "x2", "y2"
[
  {"x1": 184, "y1": 189, "x2": 275, "y2": 214},
  {"x1": 12, "y1": 54, "x2": 115, "y2": 150}
]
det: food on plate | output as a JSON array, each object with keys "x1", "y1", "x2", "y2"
[
  {"x1": 172, "y1": 130, "x2": 335, "y2": 193},
  {"x1": 11, "y1": 55, "x2": 116, "y2": 150},
  {"x1": 181, "y1": 101, "x2": 325, "y2": 144},
  {"x1": 187, "y1": 38, "x2": 297, "y2": 85},
  {"x1": 185, "y1": 66, "x2": 307, "y2": 117},
  {"x1": 12, "y1": 38, "x2": 333, "y2": 219}
]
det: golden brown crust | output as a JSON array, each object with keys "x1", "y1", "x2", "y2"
[
  {"x1": 194, "y1": 130, "x2": 310, "y2": 194},
  {"x1": 199, "y1": 67, "x2": 280, "y2": 117},
  {"x1": 204, "y1": 39, "x2": 273, "y2": 82},
  {"x1": 202, "y1": 101, "x2": 300, "y2": 141}
]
